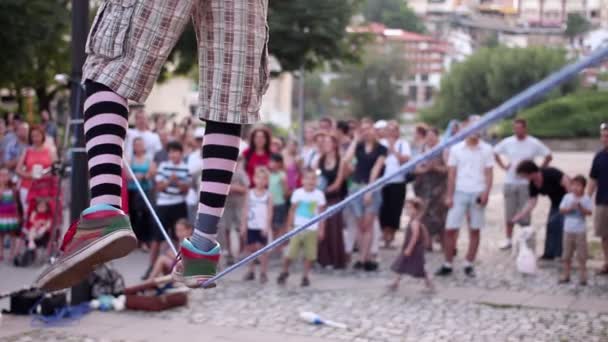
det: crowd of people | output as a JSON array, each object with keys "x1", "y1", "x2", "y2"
[{"x1": 1, "y1": 107, "x2": 608, "y2": 291}]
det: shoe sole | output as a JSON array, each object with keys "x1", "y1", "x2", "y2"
[
  {"x1": 171, "y1": 269, "x2": 217, "y2": 289},
  {"x1": 35, "y1": 229, "x2": 137, "y2": 291}
]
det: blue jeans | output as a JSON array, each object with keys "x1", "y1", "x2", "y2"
[{"x1": 543, "y1": 207, "x2": 564, "y2": 259}]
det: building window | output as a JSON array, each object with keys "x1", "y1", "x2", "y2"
[
  {"x1": 409, "y1": 86, "x2": 417, "y2": 100},
  {"x1": 424, "y1": 86, "x2": 433, "y2": 102},
  {"x1": 421, "y1": 74, "x2": 429, "y2": 81}
]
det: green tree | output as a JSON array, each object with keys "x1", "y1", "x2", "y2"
[
  {"x1": 0, "y1": 0, "x2": 70, "y2": 112},
  {"x1": 324, "y1": 48, "x2": 408, "y2": 120},
  {"x1": 163, "y1": 1, "x2": 368, "y2": 79},
  {"x1": 565, "y1": 13, "x2": 591, "y2": 43},
  {"x1": 421, "y1": 46, "x2": 577, "y2": 126},
  {"x1": 363, "y1": 0, "x2": 425, "y2": 33}
]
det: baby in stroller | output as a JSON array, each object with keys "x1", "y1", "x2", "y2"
[
  {"x1": 14, "y1": 198, "x2": 53, "y2": 267},
  {"x1": 25, "y1": 199, "x2": 52, "y2": 251}
]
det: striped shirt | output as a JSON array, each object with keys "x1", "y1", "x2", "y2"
[{"x1": 155, "y1": 161, "x2": 191, "y2": 206}]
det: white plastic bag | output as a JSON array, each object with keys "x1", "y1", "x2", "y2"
[{"x1": 515, "y1": 226, "x2": 537, "y2": 275}]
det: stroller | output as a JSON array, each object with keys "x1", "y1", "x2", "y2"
[{"x1": 14, "y1": 175, "x2": 63, "y2": 267}]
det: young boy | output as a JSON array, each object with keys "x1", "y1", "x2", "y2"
[
  {"x1": 241, "y1": 167, "x2": 273, "y2": 283},
  {"x1": 147, "y1": 219, "x2": 193, "y2": 280},
  {"x1": 218, "y1": 156, "x2": 250, "y2": 265},
  {"x1": 277, "y1": 170, "x2": 326, "y2": 287},
  {"x1": 149, "y1": 141, "x2": 191, "y2": 279},
  {"x1": 268, "y1": 154, "x2": 288, "y2": 239},
  {"x1": 559, "y1": 175, "x2": 593, "y2": 285}
]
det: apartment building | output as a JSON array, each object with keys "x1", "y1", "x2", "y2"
[{"x1": 353, "y1": 23, "x2": 450, "y2": 110}]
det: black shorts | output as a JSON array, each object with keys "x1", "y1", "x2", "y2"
[
  {"x1": 380, "y1": 183, "x2": 406, "y2": 229},
  {"x1": 247, "y1": 229, "x2": 268, "y2": 246},
  {"x1": 154, "y1": 202, "x2": 188, "y2": 242},
  {"x1": 272, "y1": 204, "x2": 288, "y2": 231}
]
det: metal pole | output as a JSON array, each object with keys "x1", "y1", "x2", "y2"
[
  {"x1": 69, "y1": 0, "x2": 90, "y2": 305},
  {"x1": 69, "y1": 0, "x2": 90, "y2": 222},
  {"x1": 297, "y1": 66, "x2": 305, "y2": 145}
]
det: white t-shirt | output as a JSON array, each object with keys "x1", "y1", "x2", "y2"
[
  {"x1": 380, "y1": 139, "x2": 411, "y2": 183},
  {"x1": 494, "y1": 135, "x2": 551, "y2": 185},
  {"x1": 290, "y1": 188, "x2": 326, "y2": 231},
  {"x1": 126, "y1": 129, "x2": 162, "y2": 161},
  {"x1": 247, "y1": 190, "x2": 270, "y2": 230},
  {"x1": 448, "y1": 141, "x2": 494, "y2": 193},
  {"x1": 301, "y1": 146, "x2": 319, "y2": 170},
  {"x1": 560, "y1": 193, "x2": 593, "y2": 233}
]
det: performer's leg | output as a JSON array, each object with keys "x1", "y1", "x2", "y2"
[
  {"x1": 84, "y1": 80, "x2": 128, "y2": 208},
  {"x1": 191, "y1": 121, "x2": 242, "y2": 252}
]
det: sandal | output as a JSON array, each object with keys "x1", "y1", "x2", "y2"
[{"x1": 558, "y1": 276, "x2": 570, "y2": 284}]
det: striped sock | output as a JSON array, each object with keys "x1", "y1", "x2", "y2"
[
  {"x1": 84, "y1": 80, "x2": 128, "y2": 209},
  {"x1": 191, "y1": 121, "x2": 242, "y2": 252}
]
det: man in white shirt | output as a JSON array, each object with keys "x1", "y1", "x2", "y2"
[
  {"x1": 494, "y1": 118, "x2": 552, "y2": 249},
  {"x1": 125, "y1": 109, "x2": 162, "y2": 161},
  {"x1": 437, "y1": 117, "x2": 494, "y2": 278}
]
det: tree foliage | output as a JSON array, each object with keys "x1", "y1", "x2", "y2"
[
  {"x1": 363, "y1": 0, "x2": 425, "y2": 33},
  {"x1": 0, "y1": 0, "x2": 70, "y2": 111},
  {"x1": 565, "y1": 13, "x2": 591, "y2": 41},
  {"x1": 496, "y1": 90, "x2": 608, "y2": 138},
  {"x1": 322, "y1": 48, "x2": 408, "y2": 120},
  {"x1": 421, "y1": 46, "x2": 577, "y2": 126}
]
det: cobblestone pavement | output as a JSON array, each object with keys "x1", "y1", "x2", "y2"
[{"x1": 2, "y1": 152, "x2": 607, "y2": 341}]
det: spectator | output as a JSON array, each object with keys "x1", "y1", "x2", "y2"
[
  {"x1": 217, "y1": 156, "x2": 249, "y2": 265},
  {"x1": 588, "y1": 123, "x2": 608, "y2": 274},
  {"x1": 301, "y1": 125, "x2": 318, "y2": 170},
  {"x1": 241, "y1": 167, "x2": 272, "y2": 283},
  {"x1": 126, "y1": 109, "x2": 162, "y2": 161},
  {"x1": 494, "y1": 118, "x2": 552, "y2": 250},
  {"x1": 437, "y1": 118, "x2": 494, "y2": 278},
  {"x1": 243, "y1": 127, "x2": 271, "y2": 187},
  {"x1": 16, "y1": 125, "x2": 55, "y2": 217},
  {"x1": 148, "y1": 141, "x2": 191, "y2": 279},
  {"x1": 374, "y1": 120, "x2": 388, "y2": 140},
  {"x1": 512, "y1": 160, "x2": 569, "y2": 260},
  {"x1": 282, "y1": 139, "x2": 302, "y2": 194},
  {"x1": 3, "y1": 113, "x2": 21, "y2": 148},
  {"x1": 389, "y1": 198, "x2": 434, "y2": 292},
  {"x1": 154, "y1": 129, "x2": 172, "y2": 164},
  {"x1": 559, "y1": 175, "x2": 592, "y2": 285},
  {"x1": 147, "y1": 219, "x2": 193, "y2": 280},
  {"x1": 186, "y1": 127, "x2": 205, "y2": 221},
  {"x1": 153, "y1": 115, "x2": 168, "y2": 133},
  {"x1": 315, "y1": 134, "x2": 347, "y2": 269},
  {"x1": 0, "y1": 168, "x2": 19, "y2": 261},
  {"x1": 413, "y1": 127, "x2": 448, "y2": 250},
  {"x1": 127, "y1": 137, "x2": 156, "y2": 244},
  {"x1": 343, "y1": 120, "x2": 387, "y2": 271},
  {"x1": 268, "y1": 154, "x2": 288, "y2": 242},
  {"x1": 379, "y1": 120, "x2": 410, "y2": 249},
  {"x1": 410, "y1": 124, "x2": 429, "y2": 158},
  {"x1": 270, "y1": 137, "x2": 284, "y2": 155},
  {"x1": 0, "y1": 118, "x2": 8, "y2": 168},
  {"x1": 40, "y1": 110, "x2": 58, "y2": 143},
  {"x1": 319, "y1": 117, "x2": 334, "y2": 131},
  {"x1": 277, "y1": 170, "x2": 327, "y2": 287},
  {"x1": 4, "y1": 122, "x2": 28, "y2": 174},
  {"x1": 336, "y1": 120, "x2": 352, "y2": 153}
]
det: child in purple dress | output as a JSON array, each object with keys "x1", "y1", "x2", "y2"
[{"x1": 389, "y1": 197, "x2": 434, "y2": 292}]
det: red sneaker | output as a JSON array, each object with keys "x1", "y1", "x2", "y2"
[{"x1": 35, "y1": 205, "x2": 137, "y2": 291}]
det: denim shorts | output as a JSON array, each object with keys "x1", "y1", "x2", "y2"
[
  {"x1": 445, "y1": 191, "x2": 486, "y2": 230},
  {"x1": 348, "y1": 183, "x2": 382, "y2": 218}
]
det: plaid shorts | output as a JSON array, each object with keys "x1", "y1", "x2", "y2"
[{"x1": 83, "y1": 0, "x2": 269, "y2": 124}]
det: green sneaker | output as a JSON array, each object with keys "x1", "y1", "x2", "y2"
[
  {"x1": 35, "y1": 204, "x2": 137, "y2": 291},
  {"x1": 172, "y1": 238, "x2": 219, "y2": 289}
]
